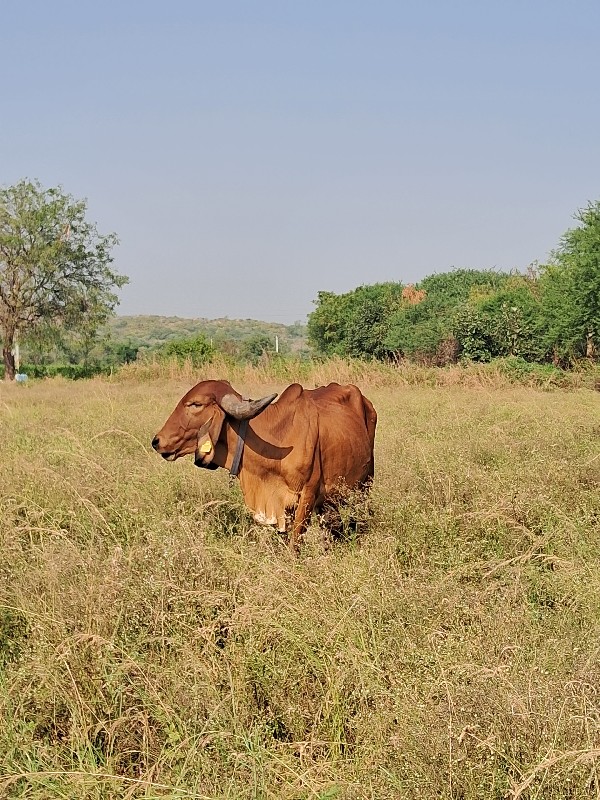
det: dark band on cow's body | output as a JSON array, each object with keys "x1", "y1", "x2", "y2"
[{"x1": 230, "y1": 419, "x2": 248, "y2": 477}]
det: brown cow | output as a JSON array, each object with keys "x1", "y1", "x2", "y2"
[{"x1": 152, "y1": 380, "x2": 377, "y2": 551}]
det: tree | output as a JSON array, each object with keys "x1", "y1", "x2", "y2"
[
  {"x1": 158, "y1": 333, "x2": 215, "y2": 365},
  {"x1": 385, "y1": 269, "x2": 511, "y2": 362},
  {"x1": 240, "y1": 333, "x2": 276, "y2": 363},
  {"x1": 308, "y1": 283, "x2": 404, "y2": 358},
  {"x1": 539, "y1": 201, "x2": 600, "y2": 363},
  {"x1": 307, "y1": 290, "x2": 356, "y2": 356},
  {"x1": 474, "y1": 276, "x2": 543, "y2": 361},
  {"x1": 345, "y1": 295, "x2": 393, "y2": 359},
  {"x1": 0, "y1": 179, "x2": 127, "y2": 380}
]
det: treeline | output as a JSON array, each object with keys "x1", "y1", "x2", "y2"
[
  {"x1": 3, "y1": 177, "x2": 599, "y2": 380},
  {"x1": 105, "y1": 315, "x2": 307, "y2": 352},
  {"x1": 14, "y1": 321, "x2": 308, "y2": 379},
  {"x1": 308, "y1": 202, "x2": 600, "y2": 366}
]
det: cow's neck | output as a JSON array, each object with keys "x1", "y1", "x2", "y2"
[{"x1": 219, "y1": 403, "x2": 295, "y2": 476}]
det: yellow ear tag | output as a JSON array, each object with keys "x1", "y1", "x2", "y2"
[{"x1": 199, "y1": 440, "x2": 213, "y2": 454}]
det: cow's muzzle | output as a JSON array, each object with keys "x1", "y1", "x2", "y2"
[{"x1": 152, "y1": 435, "x2": 177, "y2": 460}]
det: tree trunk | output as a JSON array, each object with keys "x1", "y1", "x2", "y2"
[
  {"x1": 552, "y1": 346, "x2": 560, "y2": 367},
  {"x1": 586, "y1": 331, "x2": 595, "y2": 359},
  {"x1": 3, "y1": 343, "x2": 16, "y2": 381}
]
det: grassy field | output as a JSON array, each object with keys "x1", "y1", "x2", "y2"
[{"x1": 1, "y1": 365, "x2": 600, "y2": 799}]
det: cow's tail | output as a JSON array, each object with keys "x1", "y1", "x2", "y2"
[{"x1": 362, "y1": 396, "x2": 377, "y2": 482}]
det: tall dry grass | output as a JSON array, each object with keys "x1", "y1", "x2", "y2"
[
  {"x1": 1, "y1": 368, "x2": 600, "y2": 798},
  {"x1": 118, "y1": 353, "x2": 600, "y2": 391}
]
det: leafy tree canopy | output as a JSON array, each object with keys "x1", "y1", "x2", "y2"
[
  {"x1": 0, "y1": 179, "x2": 126, "y2": 379},
  {"x1": 385, "y1": 269, "x2": 512, "y2": 361},
  {"x1": 539, "y1": 201, "x2": 600, "y2": 362},
  {"x1": 158, "y1": 333, "x2": 215, "y2": 366},
  {"x1": 419, "y1": 268, "x2": 510, "y2": 307},
  {"x1": 308, "y1": 283, "x2": 404, "y2": 357},
  {"x1": 239, "y1": 332, "x2": 284, "y2": 364}
]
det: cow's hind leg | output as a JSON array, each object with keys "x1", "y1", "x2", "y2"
[{"x1": 322, "y1": 485, "x2": 373, "y2": 542}]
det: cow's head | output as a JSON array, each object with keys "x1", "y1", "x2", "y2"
[{"x1": 151, "y1": 379, "x2": 277, "y2": 469}]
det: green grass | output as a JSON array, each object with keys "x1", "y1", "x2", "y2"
[{"x1": 1, "y1": 370, "x2": 600, "y2": 798}]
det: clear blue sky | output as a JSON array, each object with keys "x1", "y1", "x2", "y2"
[{"x1": 2, "y1": 1, "x2": 599, "y2": 324}]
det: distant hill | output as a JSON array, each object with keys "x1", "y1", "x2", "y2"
[{"x1": 104, "y1": 315, "x2": 309, "y2": 353}]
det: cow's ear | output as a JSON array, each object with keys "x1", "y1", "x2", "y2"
[{"x1": 194, "y1": 406, "x2": 226, "y2": 468}]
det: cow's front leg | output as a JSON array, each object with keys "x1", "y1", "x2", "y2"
[
  {"x1": 289, "y1": 488, "x2": 317, "y2": 554},
  {"x1": 277, "y1": 511, "x2": 287, "y2": 534}
]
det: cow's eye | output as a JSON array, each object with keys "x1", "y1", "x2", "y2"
[{"x1": 186, "y1": 401, "x2": 204, "y2": 409}]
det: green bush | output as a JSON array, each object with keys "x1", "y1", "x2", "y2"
[{"x1": 157, "y1": 333, "x2": 215, "y2": 366}]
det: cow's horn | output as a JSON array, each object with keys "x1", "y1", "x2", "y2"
[{"x1": 219, "y1": 392, "x2": 278, "y2": 420}]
